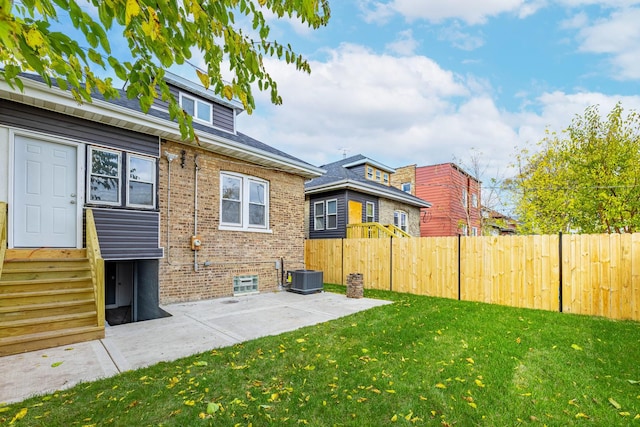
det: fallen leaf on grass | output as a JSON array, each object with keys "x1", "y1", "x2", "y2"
[
  {"x1": 608, "y1": 398, "x2": 622, "y2": 410},
  {"x1": 9, "y1": 408, "x2": 27, "y2": 424},
  {"x1": 51, "y1": 362, "x2": 63, "y2": 368},
  {"x1": 571, "y1": 344, "x2": 583, "y2": 351},
  {"x1": 628, "y1": 380, "x2": 640, "y2": 385},
  {"x1": 575, "y1": 412, "x2": 589, "y2": 419},
  {"x1": 435, "y1": 383, "x2": 447, "y2": 389}
]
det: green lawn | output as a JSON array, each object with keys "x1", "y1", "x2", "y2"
[{"x1": 2, "y1": 285, "x2": 640, "y2": 426}]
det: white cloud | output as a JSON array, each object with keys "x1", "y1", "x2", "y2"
[
  {"x1": 385, "y1": 29, "x2": 419, "y2": 56},
  {"x1": 438, "y1": 23, "x2": 485, "y2": 51},
  {"x1": 574, "y1": 7, "x2": 640, "y2": 79},
  {"x1": 365, "y1": 0, "x2": 540, "y2": 25}
]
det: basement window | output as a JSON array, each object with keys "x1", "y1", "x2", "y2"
[{"x1": 234, "y1": 275, "x2": 258, "y2": 295}]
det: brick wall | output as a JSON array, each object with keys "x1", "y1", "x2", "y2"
[
  {"x1": 158, "y1": 140, "x2": 306, "y2": 303},
  {"x1": 390, "y1": 164, "x2": 416, "y2": 195},
  {"x1": 379, "y1": 199, "x2": 421, "y2": 237}
]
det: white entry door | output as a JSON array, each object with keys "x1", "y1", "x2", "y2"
[{"x1": 13, "y1": 135, "x2": 79, "y2": 248}]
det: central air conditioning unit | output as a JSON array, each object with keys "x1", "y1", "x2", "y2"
[{"x1": 287, "y1": 270, "x2": 323, "y2": 295}]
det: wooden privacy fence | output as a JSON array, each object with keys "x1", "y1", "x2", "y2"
[{"x1": 304, "y1": 234, "x2": 640, "y2": 322}]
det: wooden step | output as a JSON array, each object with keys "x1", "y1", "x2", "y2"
[
  {"x1": 4, "y1": 249, "x2": 87, "y2": 261},
  {"x1": 0, "y1": 287, "x2": 95, "y2": 307},
  {"x1": 0, "y1": 325, "x2": 104, "y2": 356},
  {"x1": 0, "y1": 276, "x2": 92, "y2": 292},
  {"x1": 0, "y1": 311, "x2": 98, "y2": 337},
  {"x1": 0, "y1": 299, "x2": 96, "y2": 321}
]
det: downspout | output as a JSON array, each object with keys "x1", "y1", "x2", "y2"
[
  {"x1": 194, "y1": 154, "x2": 200, "y2": 272},
  {"x1": 164, "y1": 151, "x2": 178, "y2": 265}
]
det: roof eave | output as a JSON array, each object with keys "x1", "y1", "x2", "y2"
[
  {"x1": 0, "y1": 77, "x2": 324, "y2": 179},
  {"x1": 305, "y1": 179, "x2": 431, "y2": 208}
]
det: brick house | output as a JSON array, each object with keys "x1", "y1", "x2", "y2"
[
  {"x1": 394, "y1": 163, "x2": 481, "y2": 237},
  {"x1": 0, "y1": 72, "x2": 322, "y2": 353},
  {"x1": 305, "y1": 155, "x2": 431, "y2": 239}
]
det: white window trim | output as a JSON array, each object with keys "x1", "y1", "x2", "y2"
[
  {"x1": 326, "y1": 199, "x2": 338, "y2": 230},
  {"x1": 179, "y1": 92, "x2": 213, "y2": 125},
  {"x1": 462, "y1": 188, "x2": 468, "y2": 207},
  {"x1": 219, "y1": 172, "x2": 271, "y2": 233},
  {"x1": 314, "y1": 201, "x2": 325, "y2": 231},
  {"x1": 394, "y1": 210, "x2": 408, "y2": 232},
  {"x1": 402, "y1": 182, "x2": 411, "y2": 193},
  {"x1": 126, "y1": 153, "x2": 156, "y2": 209},
  {"x1": 471, "y1": 193, "x2": 478, "y2": 208},
  {"x1": 366, "y1": 201, "x2": 375, "y2": 223},
  {"x1": 87, "y1": 146, "x2": 121, "y2": 206}
]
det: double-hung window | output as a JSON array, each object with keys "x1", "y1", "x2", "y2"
[
  {"x1": 313, "y1": 199, "x2": 337, "y2": 230},
  {"x1": 402, "y1": 182, "x2": 411, "y2": 193},
  {"x1": 366, "y1": 202, "x2": 375, "y2": 223},
  {"x1": 394, "y1": 210, "x2": 408, "y2": 232},
  {"x1": 128, "y1": 155, "x2": 155, "y2": 208},
  {"x1": 220, "y1": 172, "x2": 269, "y2": 231},
  {"x1": 180, "y1": 93, "x2": 212, "y2": 124},
  {"x1": 88, "y1": 147, "x2": 156, "y2": 209},
  {"x1": 89, "y1": 147, "x2": 121, "y2": 205}
]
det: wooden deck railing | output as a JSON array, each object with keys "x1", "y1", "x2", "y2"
[
  {"x1": 85, "y1": 209, "x2": 105, "y2": 328},
  {"x1": 0, "y1": 202, "x2": 6, "y2": 278},
  {"x1": 384, "y1": 223, "x2": 411, "y2": 238},
  {"x1": 346, "y1": 222, "x2": 411, "y2": 238}
]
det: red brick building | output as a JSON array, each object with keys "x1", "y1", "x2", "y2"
[{"x1": 402, "y1": 163, "x2": 481, "y2": 236}]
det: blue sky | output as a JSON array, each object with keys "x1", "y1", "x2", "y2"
[
  {"x1": 46, "y1": 1, "x2": 640, "y2": 210},
  {"x1": 211, "y1": 0, "x2": 640, "y2": 211}
]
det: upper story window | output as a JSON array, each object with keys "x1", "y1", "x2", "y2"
[
  {"x1": 462, "y1": 188, "x2": 468, "y2": 207},
  {"x1": 180, "y1": 93, "x2": 212, "y2": 124},
  {"x1": 375, "y1": 170, "x2": 381, "y2": 181},
  {"x1": 367, "y1": 167, "x2": 373, "y2": 179},
  {"x1": 88, "y1": 147, "x2": 157, "y2": 209},
  {"x1": 394, "y1": 210, "x2": 407, "y2": 232},
  {"x1": 471, "y1": 193, "x2": 478, "y2": 208},
  {"x1": 383, "y1": 173, "x2": 389, "y2": 184},
  {"x1": 326, "y1": 200, "x2": 337, "y2": 229},
  {"x1": 220, "y1": 172, "x2": 269, "y2": 231},
  {"x1": 366, "y1": 202, "x2": 375, "y2": 222},
  {"x1": 471, "y1": 226, "x2": 478, "y2": 236},
  {"x1": 402, "y1": 182, "x2": 411, "y2": 193}
]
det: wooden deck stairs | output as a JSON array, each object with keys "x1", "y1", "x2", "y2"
[{"x1": 0, "y1": 249, "x2": 105, "y2": 356}]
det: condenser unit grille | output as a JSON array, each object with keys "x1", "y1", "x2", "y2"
[{"x1": 234, "y1": 275, "x2": 258, "y2": 295}]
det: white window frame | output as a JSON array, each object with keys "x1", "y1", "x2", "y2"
[
  {"x1": 180, "y1": 93, "x2": 213, "y2": 125},
  {"x1": 394, "y1": 210, "x2": 408, "y2": 232},
  {"x1": 471, "y1": 226, "x2": 478, "y2": 236},
  {"x1": 326, "y1": 199, "x2": 338, "y2": 229},
  {"x1": 461, "y1": 224, "x2": 468, "y2": 236},
  {"x1": 383, "y1": 173, "x2": 389, "y2": 184},
  {"x1": 375, "y1": 170, "x2": 381, "y2": 181},
  {"x1": 471, "y1": 193, "x2": 478, "y2": 208},
  {"x1": 401, "y1": 182, "x2": 411, "y2": 193},
  {"x1": 126, "y1": 154, "x2": 156, "y2": 208},
  {"x1": 88, "y1": 146, "x2": 121, "y2": 206},
  {"x1": 462, "y1": 188, "x2": 468, "y2": 207},
  {"x1": 367, "y1": 167, "x2": 373, "y2": 179},
  {"x1": 366, "y1": 202, "x2": 375, "y2": 223},
  {"x1": 314, "y1": 201, "x2": 325, "y2": 231},
  {"x1": 219, "y1": 172, "x2": 270, "y2": 232}
]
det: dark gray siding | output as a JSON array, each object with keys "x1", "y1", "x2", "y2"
[
  {"x1": 160, "y1": 84, "x2": 235, "y2": 133},
  {"x1": 0, "y1": 100, "x2": 159, "y2": 157},
  {"x1": 348, "y1": 164, "x2": 367, "y2": 179},
  {"x1": 346, "y1": 190, "x2": 379, "y2": 223},
  {"x1": 308, "y1": 190, "x2": 347, "y2": 239},
  {"x1": 213, "y1": 105, "x2": 234, "y2": 132},
  {"x1": 92, "y1": 209, "x2": 163, "y2": 260}
]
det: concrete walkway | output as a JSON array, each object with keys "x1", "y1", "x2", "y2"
[{"x1": 0, "y1": 291, "x2": 390, "y2": 404}]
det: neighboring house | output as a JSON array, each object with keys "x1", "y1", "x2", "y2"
[
  {"x1": 304, "y1": 155, "x2": 431, "y2": 239},
  {"x1": 0, "y1": 72, "x2": 323, "y2": 354},
  {"x1": 394, "y1": 163, "x2": 481, "y2": 237},
  {"x1": 483, "y1": 208, "x2": 518, "y2": 235}
]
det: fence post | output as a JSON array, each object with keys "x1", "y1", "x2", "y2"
[
  {"x1": 457, "y1": 234, "x2": 462, "y2": 301},
  {"x1": 341, "y1": 238, "x2": 345, "y2": 285},
  {"x1": 389, "y1": 237, "x2": 393, "y2": 291},
  {"x1": 558, "y1": 232, "x2": 563, "y2": 312}
]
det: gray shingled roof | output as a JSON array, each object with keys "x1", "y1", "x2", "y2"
[
  {"x1": 305, "y1": 154, "x2": 431, "y2": 208},
  {"x1": 16, "y1": 72, "x2": 318, "y2": 171}
]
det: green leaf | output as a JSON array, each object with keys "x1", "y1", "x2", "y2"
[
  {"x1": 571, "y1": 344, "x2": 583, "y2": 351},
  {"x1": 51, "y1": 361, "x2": 63, "y2": 368},
  {"x1": 206, "y1": 402, "x2": 220, "y2": 414}
]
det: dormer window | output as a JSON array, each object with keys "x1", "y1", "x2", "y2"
[
  {"x1": 367, "y1": 167, "x2": 373, "y2": 179},
  {"x1": 180, "y1": 93, "x2": 212, "y2": 124}
]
